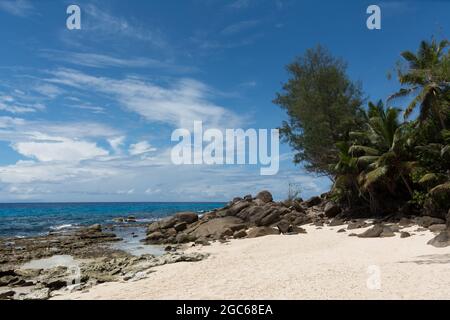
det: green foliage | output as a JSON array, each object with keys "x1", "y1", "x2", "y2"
[
  {"x1": 389, "y1": 38, "x2": 449, "y2": 129},
  {"x1": 277, "y1": 38, "x2": 449, "y2": 216},
  {"x1": 274, "y1": 45, "x2": 365, "y2": 176}
]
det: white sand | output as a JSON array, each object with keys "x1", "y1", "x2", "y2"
[{"x1": 54, "y1": 225, "x2": 450, "y2": 300}]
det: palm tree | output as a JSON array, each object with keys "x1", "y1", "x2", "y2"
[
  {"x1": 388, "y1": 38, "x2": 449, "y2": 129},
  {"x1": 331, "y1": 142, "x2": 364, "y2": 207},
  {"x1": 349, "y1": 102, "x2": 415, "y2": 199}
]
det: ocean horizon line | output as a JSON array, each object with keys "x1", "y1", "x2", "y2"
[{"x1": 0, "y1": 201, "x2": 228, "y2": 205}]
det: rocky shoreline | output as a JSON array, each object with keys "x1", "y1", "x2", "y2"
[
  {"x1": 0, "y1": 224, "x2": 206, "y2": 300},
  {"x1": 144, "y1": 190, "x2": 450, "y2": 247},
  {"x1": 1, "y1": 190, "x2": 449, "y2": 300}
]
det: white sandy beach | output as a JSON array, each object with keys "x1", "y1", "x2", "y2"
[{"x1": 54, "y1": 225, "x2": 450, "y2": 300}]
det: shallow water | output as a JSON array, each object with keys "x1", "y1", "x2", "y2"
[
  {"x1": 112, "y1": 226, "x2": 165, "y2": 256},
  {"x1": 21, "y1": 255, "x2": 80, "y2": 270}
]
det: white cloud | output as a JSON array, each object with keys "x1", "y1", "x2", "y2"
[
  {"x1": 12, "y1": 136, "x2": 109, "y2": 162},
  {"x1": 116, "y1": 188, "x2": 135, "y2": 195},
  {"x1": 32, "y1": 84, "x2": 63, "y2": 98},
  {"x1": 108, "y1": 136, "x2": 126, "y2": 154},
  {"x1": 0, "y1": 160, "x2": 119, "y2": 184},
  {"x1": 69, "y1": 104, "x2": 106, "y2": 114},
  {"x1": 40, "y1": 50, "x2": 194, "y2": 73},
  {"x1": 0, "y1": 95, "x2": 45, "y2": 113},
  {"x1": 0, "y1": 116, "x2": 26, "y2": 128},
  {"x1": 129, "y1": 141, "x2": 156, "y2": 156},
  {"x1": 83, "y1": 4, "x2": 166, "y2": 48},
  {"x1": 0, "y1": 0, "x2": 33, "y2": 17},
  {"x1": 47, "y1": 68, "x2": 242, "y2": 128}
]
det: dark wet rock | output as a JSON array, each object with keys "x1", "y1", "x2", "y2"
[
  {"x1": 0, "y1": 290, "x2": 15, "y2": 300},
  {"x1": 252, "y1": 199, "x2": 266, "y2": 206},
  {"x1": 243, "y1": 194, "x2": 253, "y2": 201},
  {"x1": 313, "y1": 221, "x2": 324, "y2": 227},
  {"x1": 165, "y1": 228, "x2": 177, "y2": 237},
  {"x1": 0, "y1": 269, "x2": 16, "y2": 277},
  {"x1": 146, "y1": 231, "x2": 163, "y2": 241},
  {"x1": 329, "y1": 218, "x2": 345, "y2": 227},
  {"x1": 186, "y1": 216, "x2": 244, "y2": 240},
  {"x1": 347, "y1": 221, "x2": 370, "y2": 230},
  {"x1": 358, "y1": 225, "x2": 384, "y2": 238},
  {"x1": 221, "y1": 228, "x2": 234, "y2": 238},
  {"x1": 194, "y1": 238, "x2": 210, "y2": 246},
  {"x1": 175, "y1": 212, "x2": 198, "y2": 224},
  {"x1": 337, "y1": 228, "x2": 346, "y2": 233},
  {"x1": 276, "y1": 220, "x2": 291, "y2": 234},
  {"x1": 399, "y1": 217, "x2": 413, "y2": 227},
  {"x1": 175, "y1": 233, "x2": 190, "y2": 244},
  {"x1": 290, "y1": 226, "x2": 307, "y2": 234},
  {"x1": 293, "y1": 215, "x2": 311, "y2": 226},
  {"x1": 417, "y1": 216, "x2": 445, "y2": 228},
  {"x1": 427, "y1": 231, "x2": 450, "y2": 248},
  {"x1": 304, "y1": 196, "x2": 321, "y2": 208},
  {"x1": 259, "y1": 212, "x2": 280, "y2": 227},
  {"x1": 0, "y1": 275, "x2": 17, "y2": 286},
  {"x1": 45, "y1": 279, "x2": 67, "y2": 291},
  {"x1": 231, "y1": 197, "x2": 243, "y2": 204},
  {"x1": 229, "y1": 224, "x2": 247, "y2": 232},
  {"x1": 233, "y1": 230, "x2": 247, "y2": 239},
  {"x1": 400, "y1": 232, "x2": 411, "y2": 238},
  {"x1": 147, "y1": 221, "x2": 161, "y2": 233},
  {"x1": 174, "y1": 222, "x2": 187, "y2": 232},
  {"x1": 324, "y1": 202, "x2": 341, "y2": 218},
  {"x1": 429, "y1": 224, "x2": 447, "y2": 233},
  {"x1": 282, "y1": 211, "x2": 301, "y2": 222},
  {"x1": 159, "y1": 217, "x2": 178, "y2": 229},
  {"x1": 228, "y1": 201, "x2": 251, "y2": 216},
  {"x1": 247, "y1": 227, "x2": 280, "y2": 238},
  {"x1": 236, "y1": 206, "x2": 267, "y2": 222},
  {"x1": 0, "y1": 226, "x2": 121, "y2": 267},
  {"x1": 255, "y1": 190, "x2": 273, "y2": 203},
  {"x1": 88, "y1": 224, "x2": 102, "y2": 232},
  {"x1": 348, "y1": 233, "x2": 358, "y2": 237}
]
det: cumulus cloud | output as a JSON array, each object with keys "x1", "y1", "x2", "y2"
[
  {"x1": 108, "y1": 136, "x2": 126, "y2": 154},
  {"x1": 12, "y1": 137, "x2": 109, "y2": 162}
]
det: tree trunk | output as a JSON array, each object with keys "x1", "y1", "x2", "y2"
[{"x1": 400, "y1": 172, "x2": 414, "y2": 197}]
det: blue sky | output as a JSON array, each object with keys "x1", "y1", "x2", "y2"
[{"x1": 0, "y1": 0, "x2": 448, "y2": 202}]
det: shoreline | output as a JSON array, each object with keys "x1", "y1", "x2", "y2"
[
  {"x1": 1, "y1": 191, "x2": 450, "y2": 300},
  {"x1": 54, "y1": 224, "x2": 450, "y2": 300}
]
